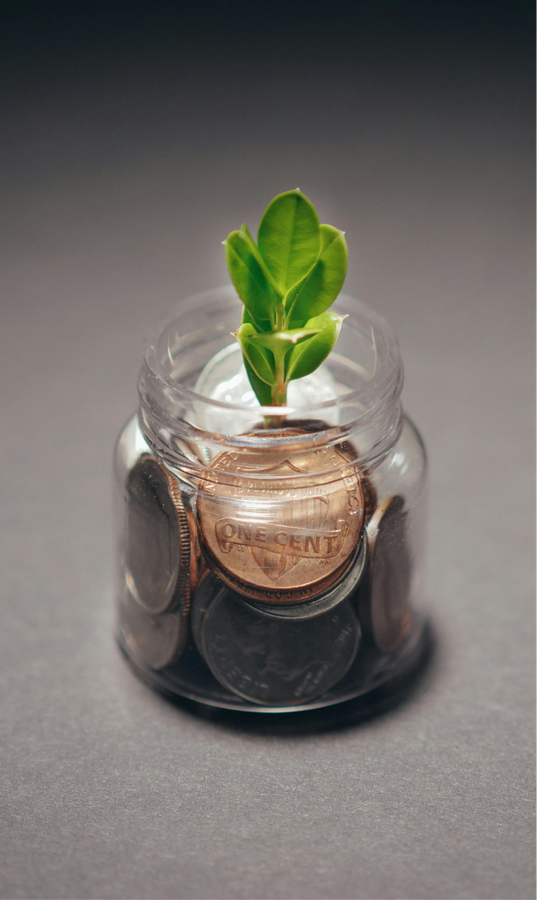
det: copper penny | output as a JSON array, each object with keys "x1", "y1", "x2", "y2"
[
  {"x1": 202, "y1": 536, "x2": 360, "y2": 604},
  {"x1": 196, "y1": 433, "x2": 364, "y2": 604},
  {"x1": 332, "y1": 437, "x2": 377, "y2": 523},
  {"x1": 359, "y1": 494, "x2": 412, "y2": 653},
  {"x1": 242, "y1": 533, "x2": 368, "y2": 620}
]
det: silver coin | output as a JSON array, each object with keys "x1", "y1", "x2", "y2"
[
  {"x1": 201, "y1": 591, "x2": 360, "y2": 706},
  {"x1": 120, "y1": 591, "x2": 186, "y2": 670},
  {"x1": 125, "y1": 456, "x2": 190, "y2": 615},
  {"x1": 359, "y1": 494, "x2": 412, "y2": 653},
  {"x1": 190, "y1": 570, "x2": 223, "y2": 658},
  {"x1": 243, "y1": 533, "x2": 368, "y2": 621}
]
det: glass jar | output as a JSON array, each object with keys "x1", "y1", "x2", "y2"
[{"x1": 114, "y1": 287, "x2": 428, "y2": 712}]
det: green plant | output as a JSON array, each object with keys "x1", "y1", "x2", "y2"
[{"x1": 224, "y1": 189, "x2": 348, "y2": 408}]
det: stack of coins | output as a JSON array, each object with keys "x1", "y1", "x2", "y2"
[
  {"x1": 189, "y1": 432, "x2": 366, "y2": 704},
  {"x1": 119, "y1": 438, "x2": 414, "y2": 706},
  {"x1": 119, "y1": 456, "x2": 193, "y2": 670}
]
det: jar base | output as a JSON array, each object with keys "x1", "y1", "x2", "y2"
[{"x1": 116, "y1": 616, "x2": 433, "y2": 715}]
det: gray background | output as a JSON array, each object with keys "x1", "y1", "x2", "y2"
[{"x1": 0, "y1": 6, "x2": 534, "y2": 898}]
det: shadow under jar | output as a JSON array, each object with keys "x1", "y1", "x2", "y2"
[{"x1": 114, "y1": 287, "x2": 428, "y2": 712}]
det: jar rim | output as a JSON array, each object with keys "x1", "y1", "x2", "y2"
[{"x1": 142, "y1": 286, "x2": 403, "y2": 418}]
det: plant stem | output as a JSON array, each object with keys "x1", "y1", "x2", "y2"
[
  {"x1": 271, "y1": 344, "x2": 287, "y2": 407},
  {"x1": 271, "y1": 384, "x2": 287, "y2": 406},
  {"x1": 265, "y1": 302, "x2": 289, "y2": 424}
]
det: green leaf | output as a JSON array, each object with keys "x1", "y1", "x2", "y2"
[
  {"x1": 243, "y1": 357, "x2": 273, "y2": 406},
  {"x1": 225, "y1": 231, "x2": 278, "y2": 325},
  {"x1": 285, "y1": 311, "x2": 345, "y2": 381},
  {"x1": 227, "y1": 192, "x2": 349, "y2": 408},
  {"x1": 239, "y1": 311, "x2": 274, "y2": 404},
  {"x1": 257, "y1": 190, "x2": 321, "y2": 295},
  {"x1": 251, "y1": 327, "x2": 321, "y2": 376},
  {"x1": 250, "y1": 328, "x2": 321, "y2": 352},
  {"x1": 285, "y1": 224, "x2": 348, "y2": 326},
  {"x1": 235, "y1": 323, "x2": 275, "y2": 385},
  {"x1": 242, "y1": 305, "x2": 271, "y2": 333},
  {"x1": 239, "y1": 224, "x2": 281, "y2": 293}
]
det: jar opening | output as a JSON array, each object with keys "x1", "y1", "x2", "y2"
[{"x1": 138, "y1": 287, "x2": 404, "y2": 469}]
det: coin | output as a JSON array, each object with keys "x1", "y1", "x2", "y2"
[
  {"x1": 349, "y1": 458, "x2": 377, "y2": 525},
  {"x1": 196, "y1": 431, "x2": 364, "y2": 604},
  {"x1": 201, "y1": 540, "x2": 358, "y2": 605},
  {"x1": 358, "y1": 494, "x2": 412, "y2": 653},
  {"x1": 280, "y1": 422, "x2": 378, "y2": 522},
  {"x1": 243, "y1": 531, "x2": 368, "y2": 621},
  {"x1": 125, "y1": 456, "x2": 191, "y2": 615},
  {"x1": 200, "y1": 589, "x2": 360, "y2": 706},
  {"x1": 331, "y1": 436, "x2": 377, "y2": 523},
  {"x1": 120, "y1": 589, "x2": 187, "y2": 669},
  {"x1": 190, "y1": 569, "x2": 222, "y2": 658},
  {"x1": 181, "y1": 491, "x2": 203, "y2": 595}
]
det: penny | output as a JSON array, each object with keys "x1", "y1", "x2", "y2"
[
  {"x1": 243, "y1": 532, "x2": 368, "y2": 621},
  {"x1": 330, "y1": 436, "x2": 377, "y2": 523},
  {"x1": 201, "y1": 539, "x2": 359, "y2": 604},
  {"x1": 120, "y1": 590, "x2": 187, "y2": 669},
  {"x1": 278, "y1": 422, "x2": 378, "y2": 522},
  {"x1": 201, "y1": 589, "x2": 360, "y2": 706},
  {"x1": 359, "y1": 494, "x2": 412, "y2": 653},
  {"x1": 196, "y1": 431, "x2": 364, "y2": 604},
  {"x1": 125, "y1": 456, "x2": 191, "y2": 615}
]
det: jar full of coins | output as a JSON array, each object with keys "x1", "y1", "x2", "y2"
[{"x1": 114, "y1": 287, "x2": 428, "y2": 711}]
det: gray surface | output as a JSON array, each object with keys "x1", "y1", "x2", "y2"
[{"x1": 0, "y1": 40, "x2": 534, "y2": 900}]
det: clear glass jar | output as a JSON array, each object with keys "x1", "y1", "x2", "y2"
[{"x1": 114, "y1": 287, "x2": 428, "y2": 712}]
